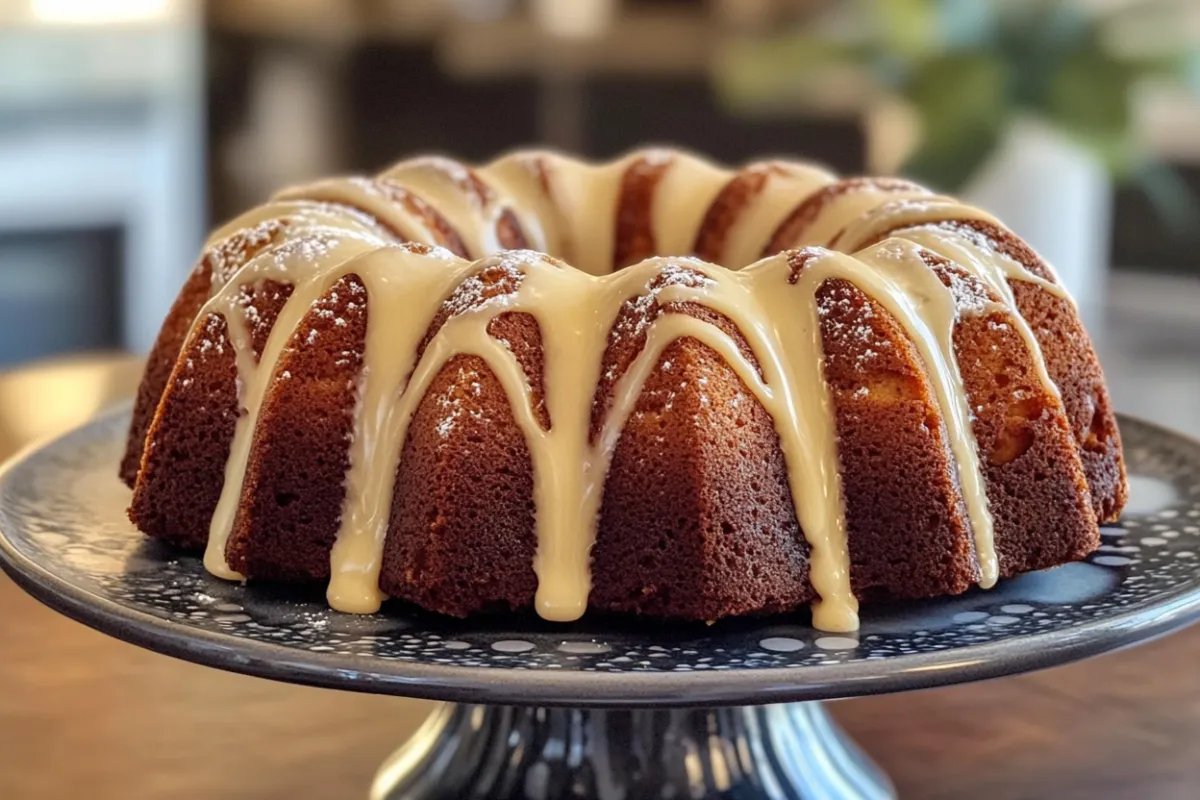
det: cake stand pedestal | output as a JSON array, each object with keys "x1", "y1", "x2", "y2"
[
  {"x1": 3, "y1": 410, "x2": 1200, "y2": 799},
  {"x1": 371, "y1": 702, "x2": 891, "y2": 800}
]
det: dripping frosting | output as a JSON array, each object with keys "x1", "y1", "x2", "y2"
[{"x1": 182, "y1": 148, "x2": 1076, "y2": 632}]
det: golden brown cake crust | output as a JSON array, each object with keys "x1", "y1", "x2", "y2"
[
  {"x1": 496, "y1": 209, "x2": 531, "y2": 251},
  {"x1": 121, "y1": 260, "x2": 213, "y2": 488},
  {"x1": 589, "y1": 291, "x2": 812, "y2": 620},
  {"x1": 693, "y1": 163, "x2": 790, "y2": 262},
  {"x1": 225, "y1": 275, "x2": 368, "y2": 580},
  {"x1": 589, "y1": 333, "x2": 814, "y2": 620},
  {"x1": 120, "y1": 220, "x2": 292, "y2": 486},
  {"x1": 378, "y1": 265, "x2": 547, "y2": 615},
  {"x1": 127, "y1": 312, "x2": 239, "y2": 549},
  {"x1": 613, "y1": 154, "x2": 672, "y2": 270},
  {"x1": 878, "y1": 219, "x2": 1128, "y2": 522},
  {"x1": 764, "y1": 178, "x2": 926, "y2": 254},
  {"x1": 129, "y1": 279, "x2": 295, "y2": 549},
  {"x1": 924, "y1": 252, "x2": 1100, "y2": 574},
  {"x1": 380, "y1": 350, "x2": 540, "y2": 616},
  {"x1": 813, "y1": 274, "x2": 979, "y2": 599}
]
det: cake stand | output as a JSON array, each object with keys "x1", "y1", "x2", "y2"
[{"x1": 3, "y1": 410, "x2": 1200, "y2": 799}]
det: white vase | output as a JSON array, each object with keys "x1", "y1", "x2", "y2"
[{"x1": 961, "y1": 118, "x2": 1112, "y2": 327}]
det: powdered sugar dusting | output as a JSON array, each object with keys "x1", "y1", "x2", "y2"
[
  {"x1": 940, "y1": 266, "x2": 991, "y2": 317},
  {"x1": 815, "y1": 279, "x2": 893, "y2": 373},
  {"x1": 441, "y1": 256, "x2": 528, "y2": 319},
  {"x1": 207, "y1": 218, "x2": 291, "y2": 291},
  {"x1": 414, "y1": 156, "x2": 496, "y2": 210},
  {"x1": 434, "y1": 365, "x2": 488, "y2": 439}
]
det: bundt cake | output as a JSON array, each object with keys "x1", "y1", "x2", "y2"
[{"x1": 122, "y1": 149, "x2": 1127, "y2": 632}]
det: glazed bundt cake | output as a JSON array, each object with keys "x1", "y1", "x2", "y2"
[{"x1": 123, "y1": 149, "x2": 1127, "y2": 632}]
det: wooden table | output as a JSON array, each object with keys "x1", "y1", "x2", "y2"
[{"x1": 1, "y1": 354, "x2": 1198, "y2": 799}]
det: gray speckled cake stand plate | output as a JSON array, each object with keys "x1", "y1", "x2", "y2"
[{"x1": 3, "y1": 408, "x2": 1200, "y2": 799}]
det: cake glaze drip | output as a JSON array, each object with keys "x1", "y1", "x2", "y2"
[{"x1": 167, "y1": 149, "x2": 1079, "y2": 632}]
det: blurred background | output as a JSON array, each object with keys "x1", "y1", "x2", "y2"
[{"x1": 0, "y1": 0, "x2": 1197, "y2": 431}]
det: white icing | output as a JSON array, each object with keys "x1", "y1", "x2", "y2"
[
  {"x1": 274, "y1": 177, "x2": 456, "y2": 252},
  {"x1": 796, "y1": 186, "x2": 932, "y2": 249},
  {"x1": 650, "y1": 152, "x2": 733, "y2": 258},
  {"x1": 477, "y1": 152, "x2": 554, "y2": 254},
  {"x1": 722, "y1": 161, "x2": 835, "y2": 267},
  {"x1": 379, "y1": 157, "x2": 518, "y2": 257}
]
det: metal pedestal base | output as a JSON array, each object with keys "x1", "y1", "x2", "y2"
[{"x1": 371, "y1": 702, "x2": 895, "y2": 800}]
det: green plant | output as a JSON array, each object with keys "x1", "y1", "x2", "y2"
[{"x1": 716, "y1": 0, "x2": 1199, "y2": 219}]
